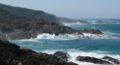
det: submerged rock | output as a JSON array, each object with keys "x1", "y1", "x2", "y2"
[
  {"x1": 0, "y1": 40, "x2": 78, "y2": 65},
  {"x1": 76, "y1": 56, "x2": 110, "y2": 64},
  {"x1": 102, "y1": 56, "x2": 120, "y2": 64},
  {"x1": 54, "y1": 51, "x2": 71, "y2": 61}
]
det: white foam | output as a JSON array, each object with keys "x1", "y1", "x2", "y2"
[
  {"x1": 82, "y1": 33, "x2": 105, "y2": 39},
  {"x1": 11, "y1": 31, "x2": 120, "y2": 41},
  {"x1": 35, "y1": 33, "x2": 107, "y2": 40},
  {"x1": 40, "y1": 49, "x2": 120, "y2": 65},
  {"x1": 68, "y1": 51, "x2": 120, "y2": 65},
  {"x1": 82, "y1": 31, "x2": 120, "y2": 39},
  {"x1": 36, "y1": 33, "x2": 55, "y2": 39},
  {"x1": 35, "y1": 33, "x2": 79, "y2": 40}
]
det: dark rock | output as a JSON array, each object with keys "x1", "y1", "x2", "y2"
[
  {"x1": 54, "y1": 51, "x2": 71, "y2": 61},
  {"x1": 102, "y1": 56, "x2": 120, "y2": 64},
  {"x1": 82, "y1": 29, "x2": 103, "y2": 34},
  {"x1": 20, "y1": 48, "x2": 37, "y2": 54},
  {"x1": 76, "y1": 56, "x2": 110, "y2": 64},
  {"x1": 0, "y1": 40, "x2": 78, "y2": 65}
]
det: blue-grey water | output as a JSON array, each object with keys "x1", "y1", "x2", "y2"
[{"x1": 10, "y1": 23, "x2": 120, "y2": 65}]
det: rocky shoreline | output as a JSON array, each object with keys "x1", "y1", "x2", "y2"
[
  {"x1": 0, "y1": 27, "x2": 103, "y2": 40},
  {"x1": 0, "y1": 40, "x2": 120, "y2": 65},
  {"x1": 0, "y1": 40, "x2": 78, "y2": 65}
]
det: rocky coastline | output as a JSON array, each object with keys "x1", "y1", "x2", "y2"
[
  {"x1": 0, "y1": 40, "x2": 120, "y2": 65},
  {"x1": 0, "y1": 3, "x2": 112, "y2": 65},
  {"x1": 0, "y1": 16, "x2": 103, "y2": 40},
  {"x1": 0, "y1": 3, "x2": 103, "y2": 40},
  {"x1": 0, "y1": 40, "x2": 78, "y2": 65}
]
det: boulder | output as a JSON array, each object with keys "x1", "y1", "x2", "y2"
[
  {"x1": 54, "y1": 51, "x2": 71, "y2": 61},
  {"x1": 102, "y1": 56, "x2": 120, "y2": 64},
  {"x1": 76, "y1": 56, "x2": 110, "y2": 64}
]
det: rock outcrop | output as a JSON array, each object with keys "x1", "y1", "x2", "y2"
[
  {"x1": 102, "y1": 56, "x2": 120, "y2": 64},
  {"x1": 0, "y1": 40, "x2": 78, "y2": 65},
  {"x1": 81, "y1": 29, "x2": 103, "y2": 34},
  {"x1": 76, "y1": 56, "x2": 110, "y2": 64},
  {"x1": 54, "y1": 51, "x2": 71, "y2": 61},
  {"x1": 0, "y1": 18, "x2": 79, "y2": 40}
]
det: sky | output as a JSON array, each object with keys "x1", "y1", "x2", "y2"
[{"x1": 0, "y1": 0, "x2": 120, "y2": 19}]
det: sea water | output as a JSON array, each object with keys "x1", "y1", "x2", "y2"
[{"x1": 10, "y1": 23, "x2": 120, "y2": 65}]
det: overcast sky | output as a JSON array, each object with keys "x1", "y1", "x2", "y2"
[{"x1": 0, "y1": 0, "x2": 120, "y2": 19}]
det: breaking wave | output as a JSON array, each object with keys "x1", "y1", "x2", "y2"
[
  {"x1": 35, "y1": 33, "x2": 104, "y2": 40},
  {"x1": 34, "y1": 31, "x2": 120, "y2": 40},
  {"x1": 40, "y1": 49, "x2": 120, "y2": 65}
]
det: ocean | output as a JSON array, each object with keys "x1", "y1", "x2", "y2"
[{"x1": 10, "y1": 23, "x2": 120, "y2": 65}]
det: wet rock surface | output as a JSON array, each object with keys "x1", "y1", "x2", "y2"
[
  {"x1": 76, "y1": 56, "x2": 110, "y2": 64},
  {"x1": 0, "y1": 40, "x2": 78, "y2": 65},
  {"x1": 54, "y1": 51, "x2": 71, "y2": 61},
  {"x1": 76, "y1": 55, "x2": 120, "y2": 65},
  {"x1": 81, "y1": 29, "x2": 103, "y2": 34},
  {"x1": 102, "y1": 56, "x2": 120, "y2": 64}
]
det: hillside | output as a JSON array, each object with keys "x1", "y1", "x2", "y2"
[
  {"x1": 0, "y1": 3, "x2": 58, "y2": 22},
  {"x1": 0, "y1": 3, "x2": 80, "y2": 40},
  {"x1": 0, "y1": 3, "x2": 102, "y2": 40}
]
